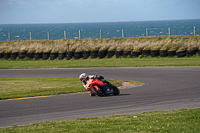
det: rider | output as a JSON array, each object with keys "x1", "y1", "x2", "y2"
[{"x1": 79, "y1": 73, "x2": 112, "y2": 96}]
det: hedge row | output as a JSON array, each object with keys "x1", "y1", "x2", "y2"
[{"x1": 0, "y1": 49, "x2": 200, "y2": 60}]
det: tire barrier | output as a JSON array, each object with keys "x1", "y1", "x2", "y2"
[
  {"x1": 74, "y1": 52, "x2": 83, "y2": 60},
  {"x1": 66, "y1": 51, "x2": 74, "y2": 60},
  {"x1": 90, "y1": 50, "x2": 98, "y2": 59},
  {"x1": 142, "y1": 50, "x2": 150, "y2": 57},
  {"x1": 34, "y1": 53, "x2": 42, "y2": 60},
  {"x1": 42, "y1": 52, "x2": 50, "y2": 60},
  {"x1": 176, "y1": 50, "x2": 186, "y2": 58},
  {"x1": 98, "y1": 50, "x2": 107, "y2": 59},
  {"x1": 0, "y1": 53, "x2": 3, "y2": 59},
  {"x1": 58, "y1": 52, "x2": 66, "y2": 60},
  {"x1": 186, "y1": 50, "x2": 197, "y2": 57},
  {"x1": 18, "y1": 52, "x2": 26, "y2": 59},
  {"x1": 150, "y1": 50, "x2": 159, "y2": 57},
  {"x1": 4, "y1": 53, "x2": 10, "y2": 60},
  {"x1": 82, "y1": 51, "x2": 90, "y2": 59},
  {"x1": 115, "y1": 50, "x2": 123, "y2": 58},
  {"x1": 123, "y1": 51, "x2": 131, "y2": 58},
  {"x1": 1, "y1": 49, "x2": 199, "y2": 60},
  {"x1": 27, "y1": 53, "x2": 34, "y2": 60},
  {"x1": 50, "y1": 53, "x2": 58, "y2": 60},
  {"x1": 131, "y1": 51, "x2": 142, "y2": 58},
  {"x1": 159, "y1": 50, "x2": 168, "y2": 57},
  {"x1": 107, "y1": 51, "x2": 115, "y2": 58},
  {"x1": 11, "y1": 52, "x2": 18, "y2": 60},
  {"x1": 168, "y1": 51, "x2": 176, "y2": 57},
  {"x1": 198, "y1": 50, "x2": 200, "y2": 56}
]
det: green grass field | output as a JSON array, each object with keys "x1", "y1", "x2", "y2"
[
  {"x1": 0, "y1": 77, "x2": 121, "y2": 100},
  {"x1": 0, "y1": 56, "x2": 200, "y2": 69},
  {"x1": 0, "y1": 108, "x2": 199, "y2": 133}
]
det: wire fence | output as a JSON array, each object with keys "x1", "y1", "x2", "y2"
[{"x1": 1, "y1": 26, "x2": 199, "y2": 41}]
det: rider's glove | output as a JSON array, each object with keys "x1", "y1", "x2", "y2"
[
  {"x1": 93, "y1": 75, "x2": 98, "y2": 79},
  {"x1": 106, "y1": 81, "x2": 112, "y2": 86}
]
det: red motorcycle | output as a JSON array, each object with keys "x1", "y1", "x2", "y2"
[{"x1": 86, "y1": 77, "x2": 120, "y2": 96}]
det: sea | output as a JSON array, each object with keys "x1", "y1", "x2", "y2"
[{"x1": 0, "y1": 19, "x2": 200, "y2": 41}]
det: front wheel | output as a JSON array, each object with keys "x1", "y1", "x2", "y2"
[
  {"x1": 113, "y1": 86, "x2": 120, "y2": 95},
  {"x1": 91, "y1": 86, "x2": 105, "y2": 96}
]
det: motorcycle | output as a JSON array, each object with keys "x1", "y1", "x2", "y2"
[{"x1": 86, "y1": 77, "x2": 120, "y2": 96}]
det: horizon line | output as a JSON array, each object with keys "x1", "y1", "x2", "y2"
[{"x1": 0, "y1": 18, "x2": 200, "y2": 25}]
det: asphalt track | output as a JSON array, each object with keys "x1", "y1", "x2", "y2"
[{"x1": 0, "y1": 67, "x2": 200, "y2": 128}]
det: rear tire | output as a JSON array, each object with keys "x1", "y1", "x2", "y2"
[{"x1": 91, "y1": 86, "x2": 105, "y2": 96}]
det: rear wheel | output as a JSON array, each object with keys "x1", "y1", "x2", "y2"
[{"x1": 91, "y1": 86, "x2": 105, "y2": 96}]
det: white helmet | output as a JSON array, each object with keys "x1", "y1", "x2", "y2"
[{"x1": 79, "y1": 73, "x2": 87, "y2": 82}]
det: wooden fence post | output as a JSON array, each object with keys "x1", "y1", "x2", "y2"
[
  {"x1": 30, "y1": 32, "x2": 32, "y2": 40},
  {"x1": 146, "y1": 28, "x2": 148, "y2": 37},
  {"x1": 47, "y1": 32, "x2": 50, "y2": 40},
  {"x1": 122, "y1": 29, "x2": 124, "y2": 38},
  {"x1": 169, "y1": 27, "x2": 171, "y2": 37},
  {"x1": 100, "y1": 30, "x2": 102, "y2": 39},
  {"x1": 64, "y1": 31, "x2": 66, "y2": 39},
  {"x1": 79, "y1": 30, "x2": 81, "y2": 40},
  {"x1": 8, "y1": 33, "x2": 10, "y2": 41},
  {"x1": 194, "y1": 26, "x2": 196, "y2": 37}
]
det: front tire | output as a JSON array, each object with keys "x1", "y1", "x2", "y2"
[
  {"x1": 91, "y1": 86, "x2": 105, "y2": 96},
  {"x1": 113, "y1": 86, "x2": 120, "y2": 95}
]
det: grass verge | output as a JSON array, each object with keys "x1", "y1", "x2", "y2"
[
  {"x1": 0, "y1": 108, "x2": 199, "y2": 132},
  {"x1": 0, "y1": 77, "x2": 121, "y2": 100},
  {"x1": 0, "y1": 56, "x2": 200, "y2": 69}
]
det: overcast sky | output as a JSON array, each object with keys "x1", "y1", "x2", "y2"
[{"x1": 0, "y1": 0, "x2": 200, "y2": 24}]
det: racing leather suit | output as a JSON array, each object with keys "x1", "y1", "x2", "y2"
[{"x1": 82, "y1": 75, "x2": 110, "y2": 91}]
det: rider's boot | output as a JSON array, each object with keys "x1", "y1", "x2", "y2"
[
  {"x1": 101, "y1": 87, "x2": 107, "y2": 95},
  {"x1": 90, "y1": 92, "x2": 95, "y2": 96},
  {"x1": 106, "y1": 88, "x2": 113, "y2": 94}
]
